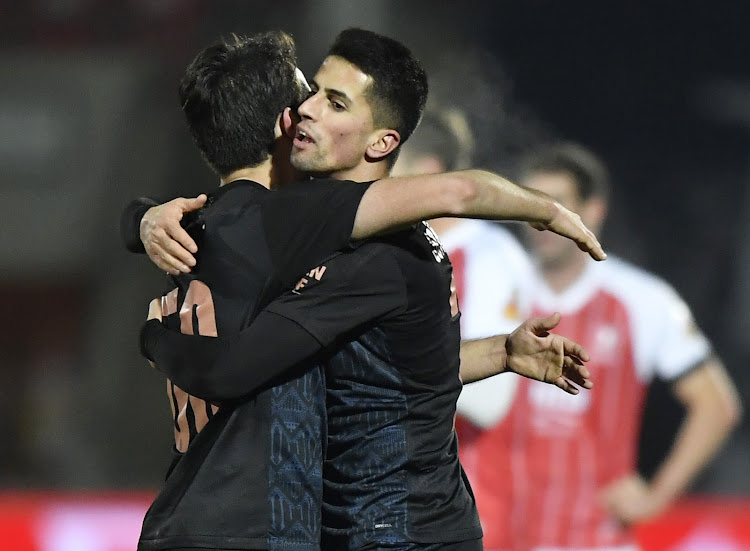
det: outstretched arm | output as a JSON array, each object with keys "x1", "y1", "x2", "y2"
[
  {"x1": 459, "y1": 313, "x2": 593, "y2": 394},
  {"x1": 352, "y1": 170, "x2": 605, "y2": 261},
  {"x1": 124, "y1": 169, "x2": 604, "y2": 276}
]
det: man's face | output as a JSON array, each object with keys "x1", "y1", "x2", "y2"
[
  {"x1": 291, "y1": 56, "x2": 378, "y2": 178},
  {"x1": 522, "y1": 170, "x2": 599, "y2": 269}
]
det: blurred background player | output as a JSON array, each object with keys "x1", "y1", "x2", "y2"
[
  {"x1": 454, "y1": 142, "x2": 742, "y2": 551},
  {"x1": 393, "y1": 107, "x2": 535, "y2": 436}
]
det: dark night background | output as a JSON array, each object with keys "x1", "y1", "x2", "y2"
[{"x1": 0, "y1": 0, "x2": 747, "y2": 496}]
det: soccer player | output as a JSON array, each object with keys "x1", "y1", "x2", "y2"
[
  {"x1": 124, "y1": 30, "x2": 601, "y2": 551},
  {"x1": 454, "y1": 143, "x2": 742, "y2": 551},
  {"x1": 136, "y1": 30, "x2": 593, "y2": 551}
]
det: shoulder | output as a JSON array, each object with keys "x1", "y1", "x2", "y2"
[
  {"x1": 320, "y1": 241, "x2": 404, "y2": 281},
  {"x1": 597, "y1": 255, "x2": 691, "y2": 318},
  {"x1": 272, "y1": 177, "x2": 370, "y2": 196}
]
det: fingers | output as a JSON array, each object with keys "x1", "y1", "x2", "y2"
[
  {"x1": 160, "y1": 224, "x2": 198, "y2": 267},
  {"x1": 146, "y1": 241, "x2": 190, "y2": 276},
  {"x1": 554, "y1": 376, "x2": 580, "y2": 395},
  {"x1": 527, "y1": 312, "x2": 562, "y2": 334},
  {"x1": 577, "y1": 231, "x2": 607, "y2": 261},
  {"x1": 141, "y1": 196, "x2": 204, "y2": 274},
  {"x1": 173, "y1": 195, "x2": 206, "y2": 254},
  {"x1": 563, "y1": 356, "x2": 594, "y2": 389},
  {"x1": 551, "y1": 206, "x2": 607, "y2": 261},
  {"x1": 562, "y1": 337, "x2": 591, "y2": 363},
  {"x1": 180, "y1": 194, "x2": 208, "y2": 215}
]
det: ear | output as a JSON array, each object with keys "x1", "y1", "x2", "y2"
[
  {"x1": 365, "y1": 129, "x2": 400, "y2": 161},
  {"x1": 281, "y1": 107, "x2": 298, "y2": 138}
]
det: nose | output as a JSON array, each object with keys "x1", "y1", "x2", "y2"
[{"x1": 297, "y1": 91, "x2": 321, "y2": 120}]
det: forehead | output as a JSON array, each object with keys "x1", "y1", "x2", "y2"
[{"x1": 314, "y1": 56, "x2": 373, "y2": 99}]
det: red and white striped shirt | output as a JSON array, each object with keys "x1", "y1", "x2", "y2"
[{"x1": 451, "y1": 251, "x2": 711, "y2": 551}]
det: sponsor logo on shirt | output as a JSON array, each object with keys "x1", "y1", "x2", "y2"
[
  {"x1": 423, "y1": 223, "x2": 447, "y2": 263},
  {"x1": 293, "y1": 264, "x2": 327, "y2": 294}
]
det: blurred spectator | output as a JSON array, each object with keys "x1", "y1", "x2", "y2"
[{"x1": 454, "y1": 143, "x2": 742, "y2": 551}]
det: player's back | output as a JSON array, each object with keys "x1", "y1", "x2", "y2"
[
  {"x1": 140, "y1": 179, "x2": 362, "y2": 551},
  {"x1": 321, "y1": 223, "x2": 482, "y2": 550}
]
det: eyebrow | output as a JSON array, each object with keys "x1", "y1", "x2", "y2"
[{"x1": 310, "y1": 79, "x2": 352, "y2": 105}]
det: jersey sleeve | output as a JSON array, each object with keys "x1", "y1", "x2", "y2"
[
  {"x1": 650, "y1": 283, "x2": 712, "y2": 381},
  {"x1": 264, "y1": 244, "x2": 407, "y2": 347},
  {"x1": 630, "y1": 278, "x2": 711, "y2": 382},
  {"x1": 261, "y1": 178, "x2": 373, "y2": 288},
  {"x1": 140, "y1": 312, "x2": 322, "y2": 402},
  {"x1": 120, "y1": 197, "x2": 159, "y2": 253}
]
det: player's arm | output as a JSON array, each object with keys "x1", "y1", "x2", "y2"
[
  {"x1": 353, "y1": 170, "x2": 605, "y2": 261},
  {"x1": 123, "y1": 169, "x2": 604, "y2": 276},
  {"x1": 141, "y1": 307, "x2": 325, "y2": 402},
  {"x1": 602, "y1": 357, "x2": 741, "y2": 524},
  {"x1": 601, "y1": 283, "x2": 741, "y2": 525},
  {"x1": 141, "y1": 247, "x2": 406, "y2": 401},
  {"x1": 459, "y1": 313, "x2": 593, "y2": 395}
]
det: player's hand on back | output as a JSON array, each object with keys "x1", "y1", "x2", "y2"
[
  {"x1": 505, "y1": 312, "x2": 594, "y2": 395},
  {"x1": 140, "y1": 194, "x2": 207, "y2": 275},
  {"x1": 530, "y1": 202, "x2": 607, "y2": 261}
]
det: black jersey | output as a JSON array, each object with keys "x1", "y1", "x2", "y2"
[
  {"x1": 269, "y1": 224, "x2": 483, "y2": 550},
  {"x1": 141, "y1": 222, "x2": 483, "y2": 550},
  {"x1": 129, "y1": 178, "x2": 372, "y2": 551}
]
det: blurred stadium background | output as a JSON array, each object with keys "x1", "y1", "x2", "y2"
[{"x1": 1, "y1": 1, "x2": 749, "y2": 549}]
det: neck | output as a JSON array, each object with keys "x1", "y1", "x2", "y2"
[
  {"x1": 330, "y1": 160, "x2": 390, "y2": 183},
  {"x1": 220, "y1": 160, "x2": 276, "y2": 190},
  {"x1": 540, "y1": 253, "x2": 588, "y2": 293}
]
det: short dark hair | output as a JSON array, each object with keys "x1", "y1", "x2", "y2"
[
  {"x1": 328, "y1": 28, "x2": 428, "y2": 165},
  {"x1": 402, "y1": 107, "x2": 474, "y2": 171},
  {"x1": 179, "y1": 31, "x2": 307, "y2": 176},
  {"x1": 520, "y1": 143, "x2": 610, "y2": 201}
]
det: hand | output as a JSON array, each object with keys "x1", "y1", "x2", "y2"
[
  {"x1": 140, "y1": 194, "x2": 207, "y2": 275},
  {"x1": 145, "y1": 298, "x2": 163, "y2": 368},
  {"x1": 505, "y1": 313, "x2": 593, "y2": 394},
  {"x1": 531, "y1": 202, "x2": 606, "y2": 261},
  {"x1": 600, "y1": 474, "x2": 665, "y2": 526}
]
